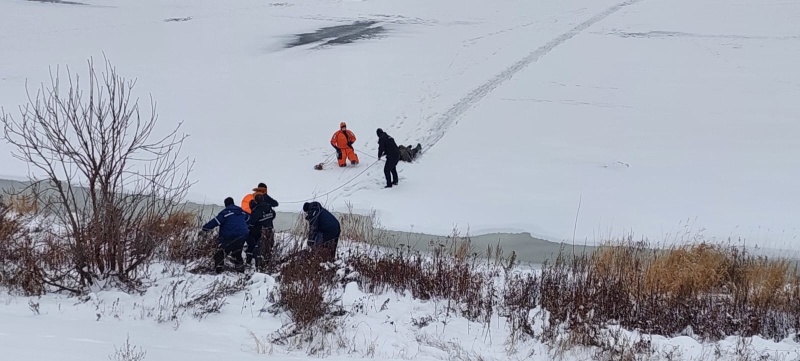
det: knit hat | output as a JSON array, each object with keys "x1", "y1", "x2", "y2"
[
  {"x1": 340, "y1": 122, "x2": 347, "y2": 128},
  {"x1": 224, "y1": 197, "x2": 234, "y2": 207},
  {"x1": 252, "y1": 182, "x2": 268, "y2": 193},
  {"x1": 302, "y1": 202, "x2": 311, "y2": 212},
  {"x1": 376, "y1": 128, "x2": 384, "y2": 136}
]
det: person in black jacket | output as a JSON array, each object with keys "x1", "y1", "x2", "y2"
[
  {"x1": 302, "y1": 201, "x2": 341, "y2": 261},
  {"x1": 246, "y1": 192, "x2": 279, "y2": 269},
  {"x1": 376, "y1": 128, "x2": 400, "y2": 188}
]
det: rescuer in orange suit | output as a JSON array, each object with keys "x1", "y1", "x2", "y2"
[{"x1": 331, "y1": 122, "x2": 359, "y2": 167}]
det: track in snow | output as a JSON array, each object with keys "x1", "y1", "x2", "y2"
[
  {"x1": 291, "y1": 0, "x2": 646, "y2": 200},
  {"x1": 419, "y1": 0, "x2": 646, "y2": 150}
]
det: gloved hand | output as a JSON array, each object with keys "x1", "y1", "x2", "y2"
[
  {"x1": 197, "y1": 229, "x2": 209, "y2": 237},
  {"x1": 312, "y1": 232, "x2": 324, "y2": 246},
  {"x1": 336, "y1": 149, "x2": 342, "y2": 159},
  {"x1": 347, "y1": 141, "x2": 353, "y2": 148}
]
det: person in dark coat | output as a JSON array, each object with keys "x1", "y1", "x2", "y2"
[
  {"x1": 302, "y1": 201, "x2": 341, "y2": 261},
  {"x1": 399, "y1": 143, "x2": 422, "y2": 162},
  {"x1": 201, "y1": 197, "x2": 250, "y2": 273},
  {"x1": 376, "y1": 128, "x2": 400, "y2": 188},
  {"x1": 246, "y1": 192, "x2": 279, "y2": 269}
]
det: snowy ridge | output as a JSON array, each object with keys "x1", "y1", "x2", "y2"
[{"x1": 2, "y1": 239, "x2": 799, "y2": 361}]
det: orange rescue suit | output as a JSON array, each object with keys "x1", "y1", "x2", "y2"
[
  {"x1": 331, "y1": 129, "x2": 359, "y2": 166},
  {"x1": 241, "y1": 186, "x2": 268, "y2": 214}
]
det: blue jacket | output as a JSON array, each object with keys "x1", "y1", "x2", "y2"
[
  {"x1": 202, "y1": 204, "x2": 250, "y2": 241},
  {"x1": 304, "y1": 202, "x2": 341, "y2": 241}
]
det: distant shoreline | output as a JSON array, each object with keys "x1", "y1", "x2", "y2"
[{"x1": 2, "y1": 178, "x2": 796, "y2": 264}]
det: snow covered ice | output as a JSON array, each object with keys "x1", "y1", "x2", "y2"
[
  {"x1": 2, "y1": 0, "x2": 800, "y2": 247},
  {"x1": 2, "y1": 0, "x2": 800, "y2": 359}
]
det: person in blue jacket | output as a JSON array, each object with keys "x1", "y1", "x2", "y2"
[
  {"x1": 200, "y1": 197, "x2": 250, "y2": 273},
  {"x1": 302, "y1": 201, "x2": 341, "y2": 261}
]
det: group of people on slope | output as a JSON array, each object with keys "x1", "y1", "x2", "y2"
[
  {"x1": 329, "y1": 122, "x2": 422, "y2": 188},
  {"x1": 197, "y1": 123, "x2": 423, "y2": 273},
  {"x1": 199, "y1": 182, "x2": 341, "y2": 273}
]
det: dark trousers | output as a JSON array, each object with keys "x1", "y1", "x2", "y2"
[
  {"x1": 246, "y1": 227, "x2": 275, "y2": 267},
  {"x1": 311, "y1": 237, "x2": 338, "y2": 262},
  {"x1": 308, "y1": 229, "x2": 340, "y2": 262},
  {"x1": 213, "y1": 235, "x2": 246, "y2": 271},
  {"x1": 384, "y1": 156, "x2": 399, "y2": 186}
]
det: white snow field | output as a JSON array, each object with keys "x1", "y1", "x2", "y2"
[
  {"x1": 5, "y1": 1, "x2": 800, "y2": 359},
  {"x1": 2, "y1": 0, "x2": 800, "y2": 247}
]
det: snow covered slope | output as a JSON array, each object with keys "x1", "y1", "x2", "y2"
[
  {"x1": 1, "y1": 255, "x2": 799, "y2": 361},
  {"x1": 1, "y1": 0, "x2": 798, "y2": 247}
]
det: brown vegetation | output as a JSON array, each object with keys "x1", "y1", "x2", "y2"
[{"x1": 0, "y1": 57, "x2": 193, "y2": 293}]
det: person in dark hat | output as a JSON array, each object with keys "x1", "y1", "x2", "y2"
[
  {"x1": 200, "y1": 197, "x2": 250, "y2": 273},
  {"x1": 376, "y1": 128, "x2": 400, "y2": 188},
  {"x1": 246, "y1": 192, "x2": 279, "y2": 269},
  {"x1": 241, "y1": 182, "x2": 268, "y2": 214},
  {"x1": 302, "y1": 201, "x2": 341, "y2": 261}
]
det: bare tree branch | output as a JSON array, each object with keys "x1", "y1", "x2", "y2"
[{"x1": 1, "y1": 56, "x2": 196, "y2": 290}]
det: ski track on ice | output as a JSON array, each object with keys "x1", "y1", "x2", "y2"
[
  {"x1": 292, "y1": 0, "x2": 646, "y2": 200},
  {"x1": 419, "y1": 0, "x2": 646, "y2": 151}
]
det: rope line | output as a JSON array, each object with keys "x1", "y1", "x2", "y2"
[
  {"x1": 279, "y1": 145, "x2": 384, "y2": 205},
  {"x1": 354, "y1": 148, "x2": 379, "y2": 160},
  {"x1": 282, "y1": 159, "x2": 382, "y2": 205}
]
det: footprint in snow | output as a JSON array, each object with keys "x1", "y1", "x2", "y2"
[{"x1": 601, "y1": 161, "x2": 630, "y2": 170}]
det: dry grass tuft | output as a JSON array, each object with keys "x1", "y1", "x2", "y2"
[
  {"x1": 157, "y1": 210, "x2": 212, "y2": 264},
  {"x1": 644, "y1": 243, "x2": 731, "y2": 296},
  {"x1": 537, "y1": 241, "x2": 800, "y2": 343},
  {"x1": 337, "y1": 202, "x2": 384, "y2": 245},
  {"x1": 1, "y1": 193, "x2": 39, "y2": 215}
]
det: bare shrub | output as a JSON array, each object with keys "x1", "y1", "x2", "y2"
[
  {"x1": 0, "y1": 57, "x2": 194, "y2": 292},
  {"x1": 272, "y1": 251, "x2": 339, "y2": 330},
  {"x1": 503, "y1": 272, "x2": 539, "y2": 346},
  {"x1": 0, "y1": 200, "x2": 47, "y2": 295},
  {"x1": 109, "y1": 335, "x2": 146, "y2": 361},
  {"x1": 348, "y1": 239, "x2": 497, "y2": 324},
  {"x1": 154, "y1": 277, "x2": 247, "y2": 328},
  {"x1": 338, "y1": 202, "x2": 385, "y2": 245}
]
